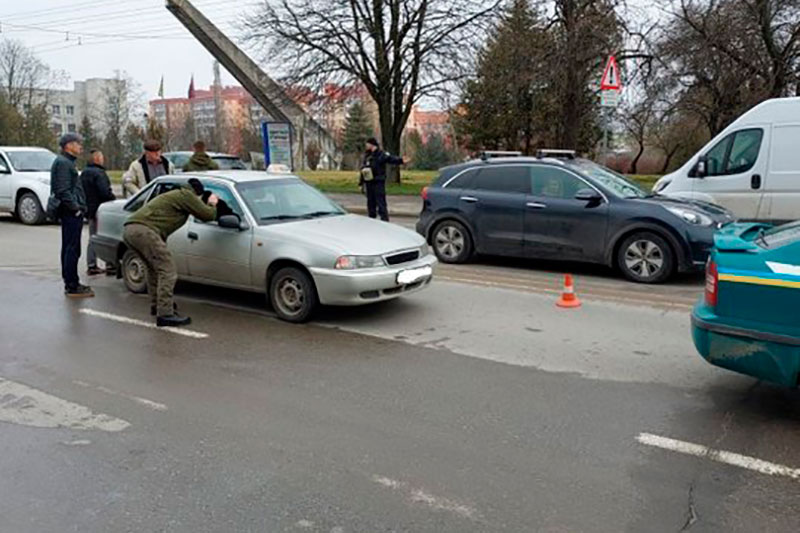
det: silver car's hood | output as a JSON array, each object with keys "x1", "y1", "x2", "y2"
[{"x1": 262, "y1": 214, "x2": 424, "y2": 255}]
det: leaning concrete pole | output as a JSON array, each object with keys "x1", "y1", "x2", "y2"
[{"x1": 165, "y1": 0, "x2": 341, "y2": 170}]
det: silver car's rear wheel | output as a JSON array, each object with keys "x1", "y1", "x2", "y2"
[
  {"x1": 122, "y1": 249, "x2": 148, "y2": 294},
  {"x1": 269, "y1": 266, "x2": 318, "y2": 323}
]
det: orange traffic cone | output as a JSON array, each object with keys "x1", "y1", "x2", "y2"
[{"x1": 556, "y1": 274, "x2": 582, "y2": 308}]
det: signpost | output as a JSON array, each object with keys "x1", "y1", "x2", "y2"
[
  {"x1": 261, "y1": 121, "x2": 294, "y2": 170},
  {"x1": 599, "y1": 55, "x2": 622, "y2": 163}
]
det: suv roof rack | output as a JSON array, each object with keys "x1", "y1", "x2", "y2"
[
  {"x1": 536, "y1": 149, "x2": 576, "y2": 160},
  {"x1": 480, "y1": 150, "x2": 522, "y2": 161}
]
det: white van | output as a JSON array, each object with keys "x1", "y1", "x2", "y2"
[
  {"x1": 0, "y1": 147, "x2": 58, "y2": 225},
  {"x1": 653, "y1": 97, "x2": 800, "y2": 223}
]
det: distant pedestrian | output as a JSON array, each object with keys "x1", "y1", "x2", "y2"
[
  {"x1": 122, "y1": 139, "x2": 175, "y2": 197},
  {"x1": 123, "y1": 178, "x2": 218, "y2": 328},
  {"x1": 359, "y1": 137, "x2": 409, "y2": 222},
  {"x1": 183, "y1": 140, "x2": 219, "y2": 172},
  {"x1": 50, "y1": 133, "x2": 93, "y2": 298},
  {"x1": 80, "y1": 149, "x2": 116, "y2": 276}
]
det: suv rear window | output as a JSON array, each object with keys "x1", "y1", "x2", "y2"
[{"x1": 474, "y1": 166, "x2": 530, "y2": 194}]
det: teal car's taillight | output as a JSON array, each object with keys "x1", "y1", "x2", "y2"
[{"x1": 705, "y1": 260, "x2": 718, "y2": 308}]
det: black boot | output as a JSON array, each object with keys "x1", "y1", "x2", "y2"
[{"x1": 156, "y1": 314, "x2": 192, "y2": 328}]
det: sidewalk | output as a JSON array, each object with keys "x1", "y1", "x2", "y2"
[
  {"x1": 112, "y1": 185, "x2": 422, "y2": 218},
  {"x1": 327, "y1": 193, "x2": 421, "y2": 218}
]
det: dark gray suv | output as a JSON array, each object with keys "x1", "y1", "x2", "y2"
[{"x1": 416, "y1": 152, "x2": 735, "y2": 283}]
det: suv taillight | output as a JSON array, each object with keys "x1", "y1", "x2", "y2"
[
  {"x1": 421, "y1": 186, "x2": 429, "y2": 201},
  {"x1": 705, "y1": 259, "x2": 718, "y2": 308}
]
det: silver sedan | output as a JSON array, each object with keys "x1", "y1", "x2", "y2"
[{"x1": 92, "y1": 171, "x2": 437, "y2": 322}]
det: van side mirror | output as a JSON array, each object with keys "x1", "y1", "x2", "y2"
[
  {"x1": 574, "y1": 188, "x2": 602, "y2": 205},
  {"x1": 690, "y1": 156, "x2": 708, "y2": 178}
]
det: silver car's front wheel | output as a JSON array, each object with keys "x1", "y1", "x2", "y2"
[
  {"x1": 17, "y1": 193, "x2": 45, "y2": 225},
  {"x1": 269, "y1": 266, "x2": 318, "y2": 323}
]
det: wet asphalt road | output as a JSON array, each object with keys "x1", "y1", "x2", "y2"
[{"x1": 1, "y1": 217, "x2": 800, "y2": 532}]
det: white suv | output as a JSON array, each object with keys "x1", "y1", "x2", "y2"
[{"x1": 0, "y1": 146, "x2": 57, "y2": 225}]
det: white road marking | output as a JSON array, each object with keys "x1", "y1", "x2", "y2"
[
  {"x1": 371, "y1": 474, "x2": 479, "y2": 520},
  {"x1": 637, "y1": 433, "x2": 800, "y2": 480},
  {"x1": 79, "y1": 309, "x2": 209, "y2": 339},
  {"x1": 73, "y1": 380, "x2": 167, "y2": 412},
  {"x1": 0, "y1": 377, "x2": 130, "y2": 432},
  {"x1": 61, "y1": 439, "x2": 92, "y2": 446}
]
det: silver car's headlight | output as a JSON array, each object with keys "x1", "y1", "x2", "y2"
[
  {"x1": 419, "y1": 243, "x2": 430, "y2": 257},
  {"x1": 664, "y1": 206, "x2": 713, "y2": 226},
  {"x1": 334, "y1": 255, "x2": 385, "y2": 270}
]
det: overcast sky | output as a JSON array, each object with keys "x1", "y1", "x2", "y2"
[
  {"x1": 1, "y1": 0, "x2": 257, "y2": 100},
  {"x1": 2, "y1": 0, "x2": 658, "y2": 106}
]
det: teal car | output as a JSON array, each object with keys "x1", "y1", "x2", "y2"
[{"x1": 692, "y1": 221, "x2": 800, "y2": 386}]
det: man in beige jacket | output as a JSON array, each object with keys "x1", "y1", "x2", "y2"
[{"x1": 122, "y1": 139, "x2": 175, "y2": 197}]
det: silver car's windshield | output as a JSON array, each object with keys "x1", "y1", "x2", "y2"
[
  {"x1": 6, "y1": 150, "x2": 57, "y2": 172},
  {"x1": 237, "y1": 179, "x2": 345, "y2": 224}
]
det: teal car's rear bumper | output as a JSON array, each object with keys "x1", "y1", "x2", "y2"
[{"x1": 692, "y1": 304, "x2": 800, "y2": 387}]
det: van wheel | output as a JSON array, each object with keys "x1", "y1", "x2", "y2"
[
  {"x1": 432, "y1": 220, "x2": 473, "y2": 264},
  {"x1": 269, "y1": 266, "x2": 318, "y2": 323},
  {"x1": 122, "y1": 249, "x2": 148, "y2": 294},
  {"x1": 16, "y1": 193, "x2": 45, "y2": 225},
  {"x1": 617, "y1": 232, "x2": 674, "y2": 283}
]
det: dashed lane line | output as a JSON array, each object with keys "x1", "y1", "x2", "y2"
[
  {"x1": 72, "y1": 380, "x2": 168, "y2": 412},
  {"x1": 637, "y1": 432, "x2": 800, "y2": 480},
  {"x1": 79, "y1": 309, "x2": 209, "y2": 339}
]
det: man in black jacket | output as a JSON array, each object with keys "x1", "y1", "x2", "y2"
[
  {"x1": 359, "y1": 137, "x2": 409, "y2": 222},
  {"x1": 51, "y1": 132, "x2": 93, "y2": 298},
  {"x1": 80, "y1": 149, "x2": 116, "y2": 276}
]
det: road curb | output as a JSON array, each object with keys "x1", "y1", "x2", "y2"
[{"x1": 341, "y1": 204, "x2": 420, "y2": 218}]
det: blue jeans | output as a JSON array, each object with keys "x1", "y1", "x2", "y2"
[{"x1": 61, "y1": 212, "x2": 83, "y2": 289}]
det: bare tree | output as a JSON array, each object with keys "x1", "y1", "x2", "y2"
[
  {"x1": 100, "y1": 71, "x2": 143, "y2": 169},
  {"x1": 0, "y1": 38, "x2": 56, "y2": 109},
  {"x1": 242, "y1": 0, "x2": 500, "y2": 181}
]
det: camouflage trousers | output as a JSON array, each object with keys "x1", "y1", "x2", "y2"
[{"x1": 123, "y1": 223, "x2": 177, "y2": 317}]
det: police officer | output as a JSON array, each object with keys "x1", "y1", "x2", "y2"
[
  {"x1": 359, "y1": 137, "x2": 409, "y2": 222},
  {"x1": 123, "y1": 178, "x2": 218, "y2": 327}
]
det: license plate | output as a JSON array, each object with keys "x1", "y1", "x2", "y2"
[{"x1": 397, "y1": 266, "x2": 433, "y2": 285}]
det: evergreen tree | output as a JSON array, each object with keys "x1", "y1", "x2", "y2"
[
  {"x1": 412, "y1": 134, "x2": 455, "y2": 170},
  {"x1": 458, "y1": 0, "x2": 554, "y2": 154},
  {"x1": 78, "y1": 115, "x2": 101, "y2": 151},
  {"x1": 341, "y1": 102, "x2": 373, "y2": 169}
]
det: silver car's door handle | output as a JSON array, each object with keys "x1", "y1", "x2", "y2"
[
  {"x1": 460, "y1": 196, "x2": 479, "y2": 203},
  {"x1": 527, "y1": 202, "x2": 547, "y2": 209}
]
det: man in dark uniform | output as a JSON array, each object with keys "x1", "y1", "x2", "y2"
[
  {"x1": 123, "y1": 179, "x2": 218, "y2": 327},
  {"x1": 50, "y1": 132, "x2": 93, "y2": 298},
  {"x1": 359, "y1": 137, "x2": 409, "y2": 222}
]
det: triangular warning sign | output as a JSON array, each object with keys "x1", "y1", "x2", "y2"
[{"x1": 600, "y1": 55, "x2": 621, "y2": 90}]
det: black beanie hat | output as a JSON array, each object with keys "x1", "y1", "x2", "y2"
[
  {"x1": 366, "y1": 137, "x2": 379, "y2": 148},
  {"x1": 187, "y1": 178, "x2": 205, "y2": 195}
]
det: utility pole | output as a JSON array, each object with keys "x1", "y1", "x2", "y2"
[{"x1": 213, "y1": 60, "x2": 224, "y2": 152}]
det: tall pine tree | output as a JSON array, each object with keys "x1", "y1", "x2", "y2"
[{"x1": 458, "y1": 0, "x2": 554, "y2": 154}]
